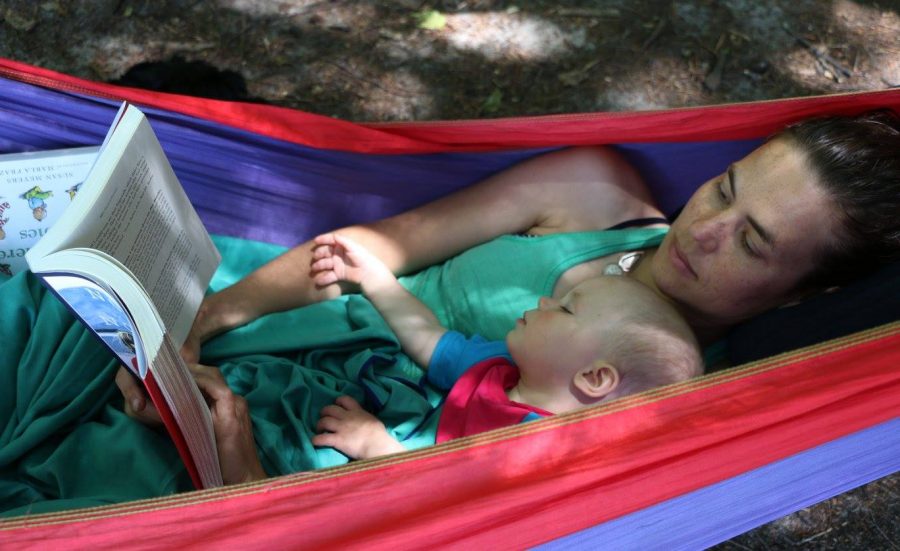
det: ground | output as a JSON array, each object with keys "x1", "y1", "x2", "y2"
[{"x1": 1, "y1": 0, "x2": 898, "y2": 548}]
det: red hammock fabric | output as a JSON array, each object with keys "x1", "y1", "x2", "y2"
[
  {"x1": 3, "y1": 327, "x2": 898, "y2": 548},
  {"x1": 0, "y1": 58, "x2": 898, "y2": 548},
  {"x1": 1, "y1": 57, "x2": 898, "y2": 151}
]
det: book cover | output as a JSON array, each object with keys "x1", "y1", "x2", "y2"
[{"x1": 0, "y1": 146, "x2": 99, "y2": 276}]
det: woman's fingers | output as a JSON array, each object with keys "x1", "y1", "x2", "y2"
[
  {"x1": 115, "y1": 366, "x2": 144, "y2": 411},
  {"x1": 188, "y1": 363, "x2": 231, "y2": 401},
  {"x1": 186, "y1": 363, "x2": 267, "y2": 485},
  {"x1": 115, "y1": 367, "x2": 164, "y2": 426},
  {"x1": 180, "y1": 332, "x2": 201, "y2": 364}
]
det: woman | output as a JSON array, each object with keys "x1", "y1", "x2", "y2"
[{"x1": 113, "y1": 111, "x2": 900, "y2": 486}]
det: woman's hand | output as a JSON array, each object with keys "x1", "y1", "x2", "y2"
[
  {"x1": 115, "y1": 295, "x2": 227, "y2": 425},
  {"x1": 189, "y1": 363, "x2": 267, "y2": 485},
  {"x1": 313, "y1": 396, "x2": 406, "y2": 460},
  {"x1": 116, "y1": 366, "x2": 163, "y2": 426}
]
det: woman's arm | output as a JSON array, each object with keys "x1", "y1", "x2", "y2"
[{"x1": 186, "y1": 146, "x2": 661, "y2": 353}]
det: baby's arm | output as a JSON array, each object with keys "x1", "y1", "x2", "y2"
[
  {"x1": 312, "y1": 233, "x2": 446, "y2": 368},
  {"x1": 313, "y1": 396, "x2": 407, "y2": 459}
]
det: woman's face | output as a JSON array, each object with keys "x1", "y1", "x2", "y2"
[{"x1": 651, "y1": 138, "x2": 841, "y2": 327}]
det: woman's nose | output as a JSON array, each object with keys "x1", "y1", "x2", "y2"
[
  {"x1": 689, "y1": 215, "x2": 727, "y2": 253},
  {"x1": 538, "y1": 296, "x2": 556, "y2": 309}
]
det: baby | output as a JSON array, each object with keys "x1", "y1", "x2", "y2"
[{"x1": 309, "y1": 233, "x2": 703, "y2": 459}]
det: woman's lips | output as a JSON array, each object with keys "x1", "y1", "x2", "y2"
[{"x1": 670, "y1": 238, "x2": 698, "y2": 279}]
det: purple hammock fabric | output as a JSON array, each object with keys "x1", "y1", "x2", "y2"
[
  {"x1": 539, "y1": 416, "x2": 900, "y2": 550},
  {"x1": 0, "y1": 76, "x2": 761, "y2": 246}
]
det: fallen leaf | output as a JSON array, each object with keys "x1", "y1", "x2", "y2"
[
  {"x1": 4, "y1": 9, "x2": 37, "y2": 32},
  {"x1": 558, "y1": 59, "x2": 599, "y2": 87},
  {"x1": 416, "y1": 10, "x2": 446, "y2": 30},
  {"x1": 482, "y1": 88, "x2": 503, "y2": 113}
]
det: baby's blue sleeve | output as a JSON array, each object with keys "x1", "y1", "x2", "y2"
[{"x1": 428, "y1": 331, "x2": 510, "y2": 390}]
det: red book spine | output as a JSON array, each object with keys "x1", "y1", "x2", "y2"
[{"x1": 142, "y1": 370, "x2": 204, "y2": 490}]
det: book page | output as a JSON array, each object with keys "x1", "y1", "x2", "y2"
[
  {"x1": 44, "y1": 110, "x2": 219, "y2": 346},
  {"x1": 0, "y1": 147, "x2": 99, "y2": 276},
  {"x1": 87, "y1": 151, "x2": 213, "y2": 344}
]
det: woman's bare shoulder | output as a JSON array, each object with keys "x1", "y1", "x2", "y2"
[{"x1": 512, "y1": 146, "x2": 666, "y2": 235}]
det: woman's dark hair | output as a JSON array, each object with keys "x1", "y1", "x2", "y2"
[{"x1": 780, "y1": 110, "x2": 900, "y2": 291}]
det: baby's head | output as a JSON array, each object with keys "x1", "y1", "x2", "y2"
[{"x1": 506, "y1": 276, "x2": 702, "y2": 413}]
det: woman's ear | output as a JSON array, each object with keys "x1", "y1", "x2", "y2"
[{"x1": 574, "y1": 361, "x2": 620, "y2": 399}]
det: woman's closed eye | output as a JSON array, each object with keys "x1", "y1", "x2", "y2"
[
  {"x1": 741, "y1": 231, "x2": 762, "y2": 258},
  {"x1": 716, "y1": 177, "x2": 764, "y2": 258},
  {"x1": 716, "y1": 179, "x2": 730, "y2": 204}
]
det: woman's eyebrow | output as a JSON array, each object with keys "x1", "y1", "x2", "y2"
[{"x1": 730, "y1": 165, "x2": 776, "y2": 248}]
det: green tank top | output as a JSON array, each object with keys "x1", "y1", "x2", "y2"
[{"x1": 399, "y1": 228, "x2": 668, "y2": 341}]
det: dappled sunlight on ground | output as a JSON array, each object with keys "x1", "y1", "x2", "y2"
[
  {"x1": 442, "y1": 11, "x2": 585, "y2": 61},
  {"x1": 598, "y1": 55, "x2": 704, "y2": 111},
  {"x1": 831, "y1": 0, "x2": 900, "y2": 85},
  {"x1": 779, "y1": 0, "x2": 900, "y2": 94}
]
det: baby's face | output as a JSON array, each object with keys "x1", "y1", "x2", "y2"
[{"x1": 507, "y1": 276, "x2": 653, "y2": 379}]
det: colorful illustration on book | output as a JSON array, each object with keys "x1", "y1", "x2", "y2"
[
  {"x1": 0, "y1": 198, "x2": 9, "y2": 240},
  {"x1": 0, "y1": 146, "x2": 99, "y2": 276},
  {"x1": 65, "y1": 183, "x2": 82, "y2": 200},
  {"x1": 19, "y1": 185, "x2": 53, "y2": 221},
  {"x1": 44, "y1": 274, "x2": 143, "y2": 374}
]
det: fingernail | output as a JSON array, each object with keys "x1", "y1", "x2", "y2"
[{"x1": 132, "y1": 398, "x2": 143, "y2": 411}]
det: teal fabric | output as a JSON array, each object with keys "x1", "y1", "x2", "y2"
[
  {"x1": 401, "y1": 228, "x2": 668, "y2": 341},
  {"x1": 0, "y1": 272, "x2": 191, "y2": 515},
  {"x1": 0, "y1": 228, "x2": 666, "y2": 517}
]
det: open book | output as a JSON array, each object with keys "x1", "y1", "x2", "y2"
[{"x1": 25, "y1": 103, "x2": 223, "y2": 490}]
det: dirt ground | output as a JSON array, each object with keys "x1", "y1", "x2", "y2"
[{"x1": 1, "y1": 0, "x2": 898, "y2": 548}]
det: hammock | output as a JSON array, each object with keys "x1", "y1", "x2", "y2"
[{"x1": 0, "y1": 58, "x2": 897, "y2": 549}]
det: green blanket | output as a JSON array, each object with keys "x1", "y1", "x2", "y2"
[{"x1": 0, "y1": 235, "x2": 443, "y2": 517}]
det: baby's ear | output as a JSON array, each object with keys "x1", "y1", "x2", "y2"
[{"x1": 574, "y1": 361, "x2": 619, "y2": 399}]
